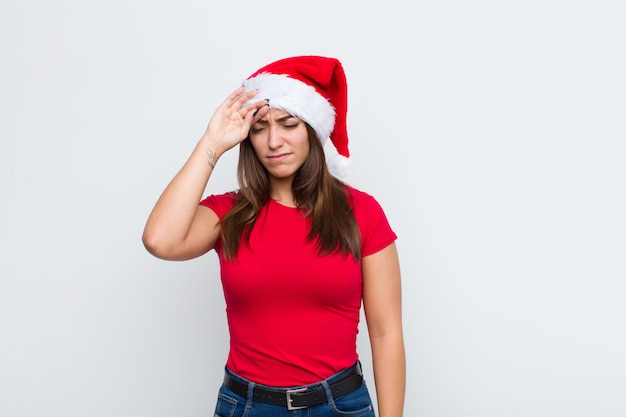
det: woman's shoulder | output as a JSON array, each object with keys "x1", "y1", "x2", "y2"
[
  {"x1": 343, "y1": 184, "x2": 391, "y2": 218},
  {"x1": 343, "y1": 184, "x2": 397, "y2": 253},
  {"x1": 343, "y1": 184, "x2": 379, "y2": 207},
  {"x1": 199, "y1": 191, "x2": 239, "y2": 218}
]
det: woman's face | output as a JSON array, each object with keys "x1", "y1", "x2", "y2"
[{"x1": 249, "y1": 108, "x2": 310, "y2": 181}]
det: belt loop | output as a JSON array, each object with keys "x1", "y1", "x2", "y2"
[
  {"x1": 246, "y1": 380, "x2": 256, "y2": 408},
  {"x1": 320, "y1": 380, "x2": 335, "y2": 407}
]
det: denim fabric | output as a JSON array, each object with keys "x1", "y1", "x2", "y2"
[{"x1": 213, "y1": 364, "x2": 376, "y2": 417}]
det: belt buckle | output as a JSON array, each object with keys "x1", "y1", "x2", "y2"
[{"x1": 286, "y1": 387, "x2": 308, "y2": 410}]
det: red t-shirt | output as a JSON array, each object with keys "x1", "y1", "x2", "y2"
[{"x1": 199, "y1": 186, "x2": 397, "y2": 386}]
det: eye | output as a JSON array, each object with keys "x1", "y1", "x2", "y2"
[
  {"x1": 282, "y1": 121, "x2": 300, "y2": 129},
  {"x1": 250, "y1": 125, "x2": 266, "y2": 134}
]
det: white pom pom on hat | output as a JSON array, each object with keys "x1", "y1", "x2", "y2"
[{"x1": 242, "y1": 55, "x2": 352, "y2": 179}]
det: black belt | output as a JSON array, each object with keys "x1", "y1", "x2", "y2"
[{"x1": 223, "y1": 362, "x2": 363, "y2": 410}]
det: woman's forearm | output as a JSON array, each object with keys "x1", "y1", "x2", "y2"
[
  {"x1": 371, "y1": 332, "x2": 406, "y2": 417},
  {"x1": 142, "y1": 135, "x2": 223, "y2": 257}
]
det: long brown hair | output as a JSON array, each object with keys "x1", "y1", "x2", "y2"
[{"x1": 220, "y1": 123, "x2": 361, "y2": 261}]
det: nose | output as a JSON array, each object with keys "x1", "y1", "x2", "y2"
[{"x1": 267, "y1": 125, "x2": 284, "y2": 149}]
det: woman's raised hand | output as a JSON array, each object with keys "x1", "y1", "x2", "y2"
[{"x1": 203, "y1": 86, "x2": 269, "y2": 153}]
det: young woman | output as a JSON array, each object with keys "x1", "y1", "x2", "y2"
[{"x1": 143, "y1": 56, "x2": 405, "y2": 417}]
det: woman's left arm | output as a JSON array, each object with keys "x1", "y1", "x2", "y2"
[{"x1": 362, "y1": 242, "x2": 406, "y2": 417}]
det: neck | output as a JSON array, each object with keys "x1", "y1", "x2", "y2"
[{"x1": 269, "y1": 177, "x2": 296, "y2": 207}]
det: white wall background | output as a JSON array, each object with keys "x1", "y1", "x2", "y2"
[{"x1": 1, "y1": 0, "x2": 625, "y2": 416}]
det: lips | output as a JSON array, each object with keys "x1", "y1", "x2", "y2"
[{"x1": 267, "y1": 153, "x2": 290, "y2": 162}]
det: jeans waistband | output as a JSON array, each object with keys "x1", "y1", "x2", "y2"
[{"x1": 223, "y1": 361, "x2": 363, "y2": 410}]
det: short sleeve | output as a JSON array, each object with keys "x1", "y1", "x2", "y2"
[
  {"x1": 348, "y1": 187, "x2": 398, "y2": 257},
  {"x1": 199, "y1": 192, "x2": 237, "y2": 219}
]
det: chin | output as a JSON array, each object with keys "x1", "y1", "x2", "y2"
[
  {"x1": 269, "y1": 172, "x2": 296, "y2": 180},
  {"x1": 266, "y1": 167, "x2": 298, "y2": 179}
]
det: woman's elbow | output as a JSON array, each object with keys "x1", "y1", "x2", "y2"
[{"x1": 142, "y1": 228, "x2": 171, "y2": 259}]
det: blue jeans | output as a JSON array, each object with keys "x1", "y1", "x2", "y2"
[{"x1": 214, "y1": 363, "x2": 376, "y2": 417}]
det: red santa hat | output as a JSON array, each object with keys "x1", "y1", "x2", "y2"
[{"x1": 242, "y1": 55, "x2": 352, "y2": 179}]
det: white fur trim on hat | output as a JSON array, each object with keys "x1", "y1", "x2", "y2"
[{"x1": 243, "y1": 73, "x2": 334, "y2": 143}]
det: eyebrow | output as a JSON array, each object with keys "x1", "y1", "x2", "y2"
[
  {"x1": 276, "y1": 114, "x2": 297, "y2": 122},
  {"x1": 255, "y1": 114, "x2": 298, "y2": 125}
]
